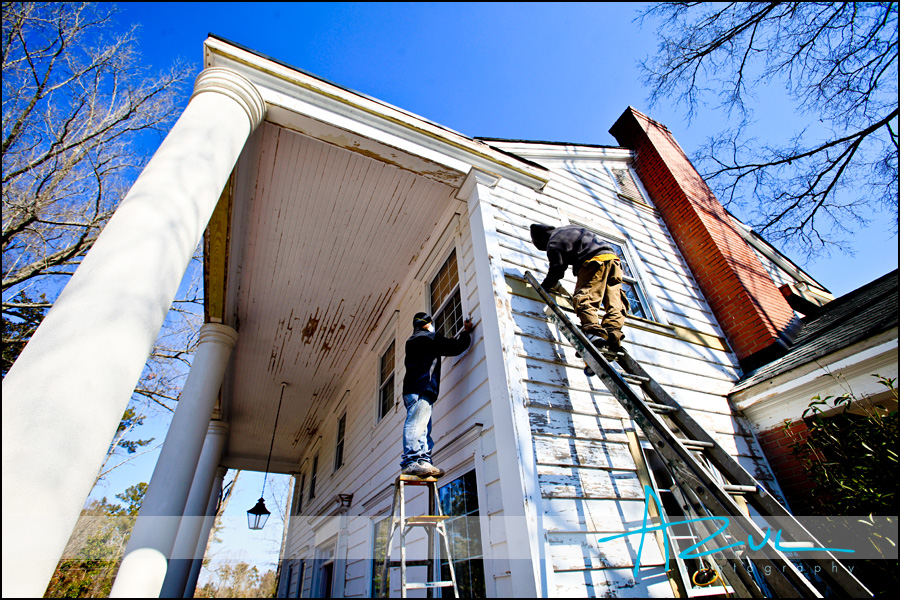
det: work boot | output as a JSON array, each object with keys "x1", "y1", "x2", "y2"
[
  {"x1": 576, "y1": 332, "x2": 606, "y2": 358},
  {"x1": 417, "y1": 461, "x2": 444, "y2": 478},
  {"x1": 401, "y1": 462, "x2": 434, "y2": 477}
]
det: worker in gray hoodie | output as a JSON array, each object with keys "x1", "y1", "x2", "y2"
[{"x1": 530, "y1": 223, "x2": 628, "y2": 354}]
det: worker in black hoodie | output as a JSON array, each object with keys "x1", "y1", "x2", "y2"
[
  {"x1": 530, "y1": 223, "x2": 628, "y2": 354},
  {"x1": 400, "y1": 312, "x2": 474, "y2": 478}
]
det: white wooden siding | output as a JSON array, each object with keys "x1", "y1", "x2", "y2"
[{"x1": 482, "y1": 152, "x2": 779, "y2": 598}]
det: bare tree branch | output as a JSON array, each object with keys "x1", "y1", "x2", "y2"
[{"x1": 639, "y1": 2, "x2": 898, "y2": 258}]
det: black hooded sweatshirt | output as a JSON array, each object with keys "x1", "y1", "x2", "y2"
[
  {"x1": 402, "y1": 328, "x2": 471, "y2": 400},
  {"x1": 530, "y1": 224, "x2": 615, "y2": 289}
]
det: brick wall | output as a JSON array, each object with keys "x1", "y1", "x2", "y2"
[
  {"x1": 609, "y1": 107, "x2": 800, "y2": 372},
  {"x1": 756, "y1": 422, "x2": 820, "y2": 515}
]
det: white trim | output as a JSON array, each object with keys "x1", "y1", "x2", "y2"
[
  {"x1": 733, "y1": 333, "x2": 899, "y2": 431},
  {"x1": 463, "y1": 168, "x2": 542, "y2": 596},
  {"x1": 204, "y1": 38, "x2": 549, "y2": 192}
]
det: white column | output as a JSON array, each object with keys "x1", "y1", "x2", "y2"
[
  {"x1": 459, "y1": 169, "x2": 543, "y2": 597},
  {"x1": 160, "y1": 422, "x2": 229, "y2": 598},
  {"x1": 110, "y1": 324, "x2": 238, "y2": 598},
  {"x1": 184, "y1": 467, "x2": 227, "y2": 598},
  {"x1": 1, "y1": 68, "x2": 264, "y2": 598}
]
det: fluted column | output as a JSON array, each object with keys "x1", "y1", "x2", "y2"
[
  {"x1": 160, "y1": 422, "x2": 229, "y2": 598},
  {"x1": 110, "y1": 324, "x2": 238, "y2": 598},
  {"x1": 1, "y1": 68, "x2": 265, "y2": 598}
]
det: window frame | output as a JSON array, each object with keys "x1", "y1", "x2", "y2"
[
  {"x1": 377, "y1": 339, "x2": 396, "y2": 423},
  {"x1": 429, "y1": 248, "x2": 465, "y2": 339},
  {"x1": 436, "y1": 468, "x2": 485, "y2": 598},
  {"x1": 567, "y1": 219, "x2": 664, "y2": 324}
]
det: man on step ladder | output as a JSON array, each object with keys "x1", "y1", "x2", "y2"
[{"x1": 399, "y1": 312, "x2": 475, "y2": 478}]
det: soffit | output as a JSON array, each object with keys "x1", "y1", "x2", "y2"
[{"x1": 216, "y1": 121, "x2": 460, "y2": 472}]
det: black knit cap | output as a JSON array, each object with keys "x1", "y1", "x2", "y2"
[
  {"x1": 530, "y1": 224, "x2": 554, "y2": 251},
  {"x1": 413, "y1": 312, "x2": 433, "y2": 329}
]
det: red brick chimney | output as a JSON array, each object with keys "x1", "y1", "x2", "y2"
[{"x1": 609, "y1": 107, "x2": 800, "y2": 372}]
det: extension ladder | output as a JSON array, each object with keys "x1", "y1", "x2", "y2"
[
  {"x1": 524, "y1": 271, "x2": 872, "y2": 598},
  {"x1": 380, "y1": 474, "x2": 460, "y2": 598}
]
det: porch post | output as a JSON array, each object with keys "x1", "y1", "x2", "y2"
[
  {"x1": 460, "y1": 169, "x2": 543, "y2": 597},
  {"x1": 1, "y1": 68, "x2": 264, "y2": 597},
  {"x1": 184, "y1": 467, "x2": 227, "y2": 598},
  {"x1": 110, "y1": 324, "x2": 238, "y2": 598},
  {"x1": 160, "y1": 421, "x2": 229, "y2": 598}
]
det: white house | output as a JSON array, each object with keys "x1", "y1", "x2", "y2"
[{"x1": 4, "y1": 36, "x2": 888, "y2": 599}]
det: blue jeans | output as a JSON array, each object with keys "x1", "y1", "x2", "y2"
[{"x1": 400, "y1": 393, "x2": 435, "y2": 468}]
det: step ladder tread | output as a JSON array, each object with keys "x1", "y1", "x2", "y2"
[{"x1": 405, "y1": 582, "x2": 456, "y2": 589}]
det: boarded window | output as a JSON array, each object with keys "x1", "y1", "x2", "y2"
[
  {"x1": 430, "y1": 250, "x2": 463, "y2": 338},
  {"x1": 438, "y1": 470, "x2": 485, "y2": 598},
  {"x1": 378, "y1": 341, "x2": 395, "y2": 421},
  {"x1": 609, "y1": 166, "x2": 644, "y2": 202}
]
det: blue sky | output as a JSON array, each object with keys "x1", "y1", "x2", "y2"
[{"x1": 94, "y1": 0, "x2": 897, "y2": 584}]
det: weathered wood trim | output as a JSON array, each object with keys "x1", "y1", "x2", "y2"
[{"x1": 204, "y1": 170, "x2": 234, "y2": 324}]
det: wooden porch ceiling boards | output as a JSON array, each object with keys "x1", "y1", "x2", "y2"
[{"x1": 217, "y1": 122, "x2": 460, "y2": 472}]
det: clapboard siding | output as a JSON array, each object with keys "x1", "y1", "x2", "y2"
[{"x1": 484, "y1": 155, "x2": 777, "y2": 598}]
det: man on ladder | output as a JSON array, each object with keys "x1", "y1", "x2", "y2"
[
  {"x1": 379, "y1": 312, "x2": 473, "y2": 597},
  {"x1": 530, "y1": 223, "x2": 629, "y2": 363},
  {"x1": 399, "y1": 312, "x2": 475, "y2": 478}
]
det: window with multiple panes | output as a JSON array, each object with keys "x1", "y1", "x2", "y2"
[
  {"x1": 430, "y1": 250, "x2": 463, "y2": 338},
  {"x1": 371, "y1": 517, "x2": 390, "y2": 597},
  {"x1": 437, "y1": 470, "x2": 485, "y2": 598},
  {"x1": 378, "y1": 341, "x2": 395, "y2": 421},
  {"x1": 309, "y1": 454, "x2": 318, "y2": 500},
  {"x1": 334, "y1": 414, "x2": 346, "y2": 471}
]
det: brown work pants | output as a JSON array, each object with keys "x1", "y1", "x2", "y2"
[{"x1": 573, "y1": 258, "x2": 625, "y2": 346}]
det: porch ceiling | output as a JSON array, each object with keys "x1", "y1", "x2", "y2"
[{"x1": 213, "y1": 120, "x2": 462, "y2": 473}]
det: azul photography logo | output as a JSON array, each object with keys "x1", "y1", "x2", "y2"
[{"x1": 596, "y1": 485, "x2": 888, "y2": 580}]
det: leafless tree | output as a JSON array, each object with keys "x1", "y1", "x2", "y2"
[
  {"x1": 639, "y1": 2, "x2": 898, "y2": 258},
  {"x1": 2, "y1": 2, "x2": 199, "y2": 411}
]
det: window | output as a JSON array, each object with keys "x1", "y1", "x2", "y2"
[
  {"x1": 378, "y1": 341, "x2": 395, "y2": 421},
  {"x1": 293, "y1": 473, "x2": 305, "y2": 516},
  {"x1": 371, "y1": 517, "x2": 390, "y2": 597},
  {"x1": 430, "y1": 250, "x2": 463, "y2": 338},
  {"x1": 309, "y1": 454, "x2": 318, "y2": 500},
  {"x1": 334, "y1": 414, "x2": 346, "y2": 471},
  {"x1": 438, "y1": 470, "x2": 485, "y2": 598},
  {"x1": 573, "y1": 223, "x2": 655, "y2": 321}
]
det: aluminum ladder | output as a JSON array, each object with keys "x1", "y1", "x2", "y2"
[
  {"x1": 380, "y1": 474, "x2": 459, "y2": 598},
  {"x1": 524, "y1": 271, "x2": 872, "y2": 598}
]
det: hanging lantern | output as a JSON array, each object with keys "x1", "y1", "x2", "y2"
[{"x1": 247, "y1": 497, "x2": 271, "y2": 530}]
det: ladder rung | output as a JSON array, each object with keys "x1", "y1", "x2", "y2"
[
  {"x1": 622, "y1": 374, "x2": 650, "y2": 384},
  {"x1": 388, "y1": 559, "x2": 430, "y2": 568},
  {"x1": 405, "y1": 582, "x2": 455, "y2": 589},
  {"x1": 680, "y1": 439, "x2": 714, "y2": 449},
  {"x1": 405, "y1": 515, "x2": 450, "y2": 523},
  {"x1": 645, "y1": 401, "x2": 678, "y2": 413},
  {"x1": 723, "y1": 484, "x2": 758, "y2": 494}
]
